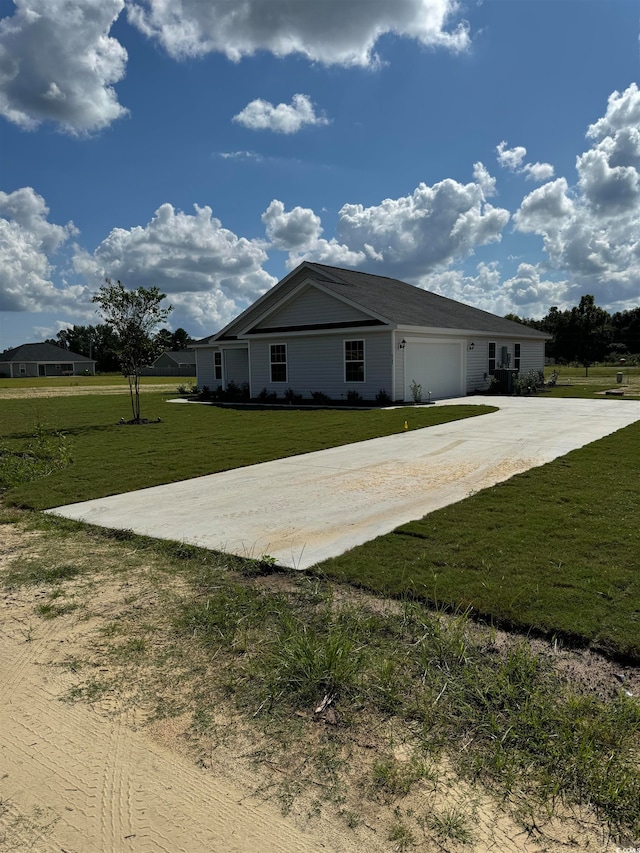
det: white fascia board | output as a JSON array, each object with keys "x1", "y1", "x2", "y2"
[
  {"x1": 207, "y1": 262, "x2": 320, "y2": 342},
  {"x1": 246, "y1": 325, "x2": 390, "y2": 341},
  {"x1": 237, "y1": 278, "x2": 315, "y2": 336},
  {"x1": 236, "y1": 277, "x2": 392, "y2": 337},
  {"x1": 308, "y1": 280, "x2": 391, "y2": 325},
  {"x1": 395, "y1": 324, "x2": 549, "y2": 340}
]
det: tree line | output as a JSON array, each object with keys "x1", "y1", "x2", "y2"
[
  {"x1": 46, "y1": 323, "x2": 194, "y2": 373},
  {"x1": 506, "y1": 295, "x2": 640, "y2": 366}
]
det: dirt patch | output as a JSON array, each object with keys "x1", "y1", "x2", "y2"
[
  {"x1": 0, "y1": 384, "x2": 179, "y2": 400},
  {"x1": 0, "y1": 515, "x2": 632, "y2": 852}
]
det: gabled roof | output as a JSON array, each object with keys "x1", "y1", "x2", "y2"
[
  {"x1": 197, "y1": 262, "x2": 548, "y2": 343},
  {"x1": 0, "y1": 342, "x2": 96, "y2": 363},
  {"x1": 154, "y1": 350, "x2": 196, "y2": 365},
  {"x1": 305, "y1": 264, "x2": 548, "y2": 337}
]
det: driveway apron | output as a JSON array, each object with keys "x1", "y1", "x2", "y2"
[{"x1": 47, "y1": 397, "x2": 640, "y2": 569}]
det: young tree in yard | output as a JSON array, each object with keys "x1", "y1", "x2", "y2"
[{"x1": 92, "y1": 280, "x2": 172, "y2": 423}]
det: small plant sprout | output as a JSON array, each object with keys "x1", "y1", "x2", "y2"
[{"x1": 409, "y1": 379, "x2": 422, "y2": 403}]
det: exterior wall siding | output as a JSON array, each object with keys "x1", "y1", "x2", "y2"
[
  {"x1": 224, "y1": 348, "x2": 250, "y2": 385},
  {"x1": 218, "y1": 268, "x2": 311, "y2": 338},
  {"x1": 520, "y1": 340, "x2": 545, "y2": 373},
  {"x1": 195, "y1": 349, "x2": 217, "y2": 389},
  {"x1": 250, "y1": 331, "x2": 393, "y2": 399},
  {"x1": 0, "y1": 361, "x2": 94, "y2": 378},
  {"x1": 255, "y1": 286, "x2": 369, "y2": 329},
  {"x1": 466, "y1": 337, "x2": 546, "y2": 392}
]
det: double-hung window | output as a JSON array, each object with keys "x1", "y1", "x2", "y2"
[
  {"x1": 214, "y1": 351, "x2": 222, "y2": 381},
  {"x1": 344, "y1": 340, "x2": 365, "y2": 382},
  {"x1": 514, "y1": 343, "x2": 521, "y2": 371},
  {"x1": 270, "y1": 344, "x2": 287, "y2": 383},
  {"x1": 488, "y1": 342, "x2": 496, "y2": 375}
]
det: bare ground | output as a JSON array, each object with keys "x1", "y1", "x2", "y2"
[{"x1": 0, "y1": 515, "x2": 632, "y2": 853}]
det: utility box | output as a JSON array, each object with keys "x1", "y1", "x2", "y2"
[
  {"x1": 617, "y1": 372, "x2": 623, "y2": 384},
  {"x1": 494, "y1": 368, "x2": 519, "y2": 393}
]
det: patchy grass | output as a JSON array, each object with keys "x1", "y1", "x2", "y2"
[
  {"x1": 0, "y1": 394, "x2": 493, "y2": 509},
  {"x1": 317, "y1": 419, "x2": 640, "y2": 660},
  {"x1": 543, "y1": 365, "x2": 640, "y2": 399},
  {"x1": 2, "y1": 507, "x2": 639, "y2": 846}
]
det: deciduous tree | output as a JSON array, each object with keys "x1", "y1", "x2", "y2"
[{"x1": 92, "y1": 280, "x2": 172, "y2": 423}]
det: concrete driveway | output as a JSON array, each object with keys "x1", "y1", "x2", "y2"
[{"x1": 48, "y1": 397, "x2": 640, "y2": 570}]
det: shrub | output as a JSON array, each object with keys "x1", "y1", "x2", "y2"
[
  {"x1": 346, "y1": 389, "x2": 362, "y2": 403},
  {"x1": 514, "y1": 369, "x2": 544, "y2": 395},
  {"x1": 310, "y1": 390, "x2": 331, "y2": 404},
  {"x1": 284, "y1": 388, "x2": 303, "y2": 404},
  {"x1": 409, "y1": 379, "x2": 423, "y2": 403},
  {"x1": 257, "y1": 387, "x2": 278, "y2": 402},
  {"x1": 375, "y1": 388, "x2": 392, "y2": 405}
]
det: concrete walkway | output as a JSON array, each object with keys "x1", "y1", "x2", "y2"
[{"x1": 47, "y1": 397, "x2": 640, "y2": 570}]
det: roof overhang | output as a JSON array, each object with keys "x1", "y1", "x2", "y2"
[{"x1": 236, "y1": 276, "x2": 391, "y2": 337}]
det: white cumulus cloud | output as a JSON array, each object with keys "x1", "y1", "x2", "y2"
[
  {"x1": 262, "y1": 200, "x2": 323, "y2": 250},
  {"x1": 0, "y1": 187, "x2": 86, "y2": 312},
  {"x1": 513, "y1": 84, "x2": 640, "y2": 308},
  {"x1": 127, "y1": 0, "x2": 469, "y2": 65},
  {"x1": 496, "y1": 141, "x2": 554, "y2": 182},
  {"x1": 233, "y1": 94, "x2": 329, "y2": 134},
  {"x1": 74, "y1": 202, "x2": 277, "y2": 335},
  {"x1": 331, "y1": 167, "x2": 509, "y2": 279},
  {"x1": 0, "y1": 0, "x2": 128, "y2": 133}
]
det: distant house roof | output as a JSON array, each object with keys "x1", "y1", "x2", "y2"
[
  {"x1": 196, "y1": 263, "x2": 548, "y2": 344},
  {"x1": 153, "y1": 350, "x2": 196, "y2": 366},
  {"x1": 0, "y1": 342, "x2": 96, "y2": 363}
]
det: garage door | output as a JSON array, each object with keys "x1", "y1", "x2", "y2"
[{"x1": 404, "y1": 341, "x2": 463, "y2": 401}]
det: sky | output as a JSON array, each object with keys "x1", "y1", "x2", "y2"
[{"x1": 1, "y1": 0, "x2": 639, "y2": 350}]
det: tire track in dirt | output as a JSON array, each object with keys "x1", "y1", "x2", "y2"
[{"x1": 0, "y1": 626, "x2": 337, "y2": 853}]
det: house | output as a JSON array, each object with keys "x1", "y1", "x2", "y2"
[
  {"x1": 193, "y1": 263, "x2": 548, "y2": 402},
  {"x1": 140, "y1": 350, "x2": 196, "y2": 377},
  {"x1": 0, "y1": 342, "x2": 96, "y2": 378}
]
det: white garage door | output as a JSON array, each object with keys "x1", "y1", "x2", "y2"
[{"x1": 404, "y1": 341, "x2": 463, "y2": 401}]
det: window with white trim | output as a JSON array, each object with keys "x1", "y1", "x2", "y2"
[
  {"x1": 19, "y1": 363, "x2": 26, "y2": 375},
  {"x1": 514, "y1": 343, "x2": 521, "y2": 370},
  {"x1": 488, "y1": 342, "x2": 496, "y2": 375},
  {"x1": 214, "y1": 351, "x2": 222, "y2": 381},
  {"x1": 344, "y1": 339, "x2": 365, "y2": 382},
  {"x1": 270, "y1": 343, "x2": 287, "y2": 382}
]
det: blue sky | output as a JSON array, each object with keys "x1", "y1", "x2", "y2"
[{"x1": 1, "y1": 0, "x2": 639, "y2": 350}]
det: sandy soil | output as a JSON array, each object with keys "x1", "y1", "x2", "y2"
[
  {"x1": 0, "y1": 534, "x2": 357, "y2": 852},
  {"x1": 1, "y1": 519, "x2": 631, "y2": 853},
  {"x1": 0, "y1": 384, "x2": 179, "y2": 399}
]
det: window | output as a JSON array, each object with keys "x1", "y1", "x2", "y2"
[
  {"x1": 488, "y1": 342, "x2": 496, "y2": 375},
  {"x1": 270, "y1": 343, "x2": 287, "y2": 382},
  {"x1": 344, "y1": 339, "x2": 364, "y2": 382},
  {"x1": 514, "y1": 343, "x2": 521, "y2": 371},
  {"x1": 19, "y1": 363, "x2": 26, "y2": 375},
  {"x1": 214, "y1": 351, "x2": 222, "y2": 381}
]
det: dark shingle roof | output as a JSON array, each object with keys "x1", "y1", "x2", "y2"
[
  {"x1": 197, "y1": 262, "x2": 548, "y2": 342},
  {"x1": 0, "y1": 342, "x2": 96, "y2": 363},
  {"x1": 306, "y1": 264, "x2": 548, "y2": 338},
  {"x1": 156, "y1": 350, "x2": 196, "y2": 365}
]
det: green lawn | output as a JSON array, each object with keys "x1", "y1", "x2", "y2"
[
  {"x1": 0, "y1": 393, "x2": 493, "y2": 509},
  {"x1": 316, "y1": 419, "x2": 640, "y2": 661},
  {"x1": 3, "y1": 385, "x2": 640, "y2": 661},
  {"x1": 543, "y1": 365, "x2": 640, "y2": 399}
]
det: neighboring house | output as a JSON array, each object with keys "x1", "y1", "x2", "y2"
[
  {"x1": 140, "y1": 350, "x2": 196, "y2": 377},
  {"x1": 193, "y1": 263, "x2": 548, "y2": 402},
  {"x1": 0, "y1": 343, "x2": 96, "y2": 378}
]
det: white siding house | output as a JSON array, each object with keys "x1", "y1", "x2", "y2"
[{"x1": 193, "y1": 263, "x2": 548, "y2": 402}]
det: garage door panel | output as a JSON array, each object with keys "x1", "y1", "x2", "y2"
[{"x1": 405, "y1": 342, "x2": 463, "y2": 400}]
